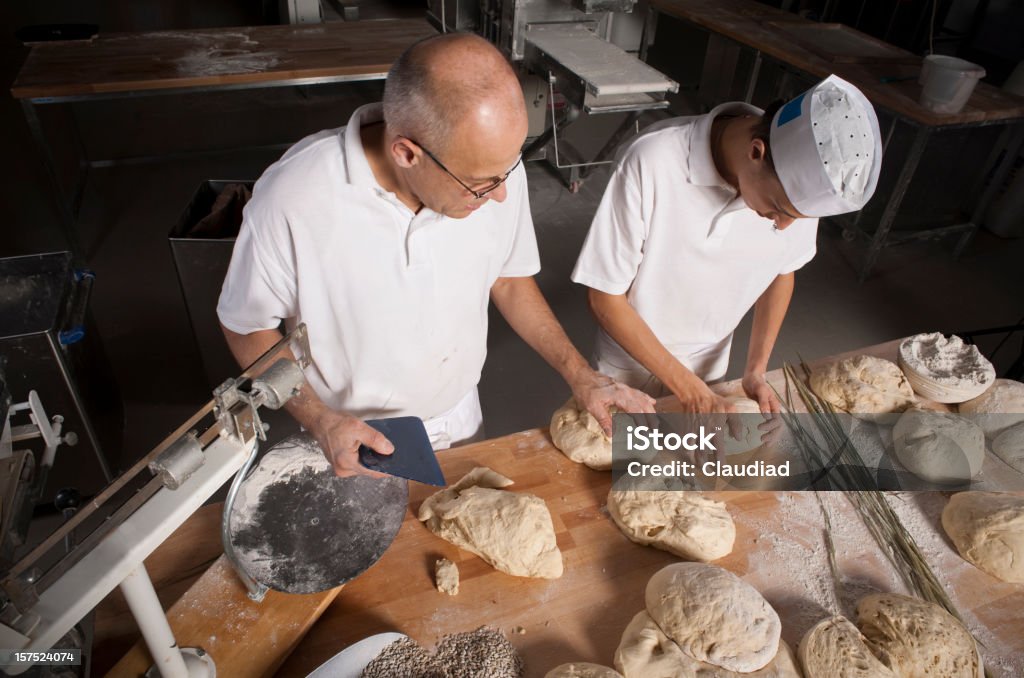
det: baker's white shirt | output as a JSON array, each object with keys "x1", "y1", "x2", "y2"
[
  {"x1": 217, "y1": 104, "x2": 540, "y2": 446},
  {"x1": 572, "y1": 103, "x2": 818, "y2": 388}
]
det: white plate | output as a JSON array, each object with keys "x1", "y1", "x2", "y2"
[{"x1": 306, "y1": 632, "x2": 409, "y2": 678}]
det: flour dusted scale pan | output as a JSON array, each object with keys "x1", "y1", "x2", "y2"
[{"x1": 224, "y1": 431, "x2": 409, "y2": 595}]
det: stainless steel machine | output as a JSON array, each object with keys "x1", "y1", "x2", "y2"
[{"x1": 427, "y1": 0, "x2": 679, "y2": 189}]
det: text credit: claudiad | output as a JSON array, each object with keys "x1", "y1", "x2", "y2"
[{"x1": 622, "y1": 425, "x2": 790, "y2": 478}]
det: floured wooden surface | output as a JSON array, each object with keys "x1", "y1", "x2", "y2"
[
  {"x1": 106, "y1": 555, "x2": 340, "y2": 677},
  {"x1": 276, "y1": 433, "x2": 1023, "y2": 677},
  {"x1": 95, "y1": 339, "x2": 1022, "y2": 677}
]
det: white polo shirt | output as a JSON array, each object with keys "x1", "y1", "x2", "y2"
[
  {"x1": 572, "y1": 102, "x2": 818, "y2": 384},
  {"x1": 218, "y1": 103, "x2": 540, "y2": 427}
]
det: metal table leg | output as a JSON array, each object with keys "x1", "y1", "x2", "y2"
[
  {"x1": 639, "y1": 8, "x2": 659, "y2": 62},
  {"x1": 859, "y1": 122, "x2": 930, "y2": 281},
  {"x1": 745, "y1": 50, "x2": 762, "y2": 104},
  {"x1": 68, "y1": 104, "x2": 91, "y2": 224},
  {"x1": 953, "y1": 121, "x2": 1024, "y2": 258},
  {"x1": 21, "y1": 99, "x2": 83, "y2": 260}
]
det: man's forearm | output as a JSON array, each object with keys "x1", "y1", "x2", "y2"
[
  {"x1": 489, "y1": 277, "x2": 589, "y2": 382},
  {"x1": 745, "y1": 272, "x2": 794, "y2": 376},
  {"x1": 220, "y1": 323, "x2": 329, "y2": 429},
  {"x1": 588, "y1": 288, "x2": 694, "y2": 392}
]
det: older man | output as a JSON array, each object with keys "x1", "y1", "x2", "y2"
[
  {"x1": 217, "y1": 33, "x2": 654, "y2": 476},
  {"x1": 573, "y1": 76, "x2": 882, "y2": 414}
]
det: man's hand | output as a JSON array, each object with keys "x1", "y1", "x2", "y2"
[
  {"x1": 671, "y1": 371, "x2": 736, "y2": 415},
  {"x1": 742, "y1": 372, "x2": 781, "y2": 414},
  {"x1": 308, "y1": 409, "x2": 395, "y2": 478},
  {"x1": 742, "y1": 372, "x2": 784, "y2": 446},
  {"x1": 569, "y1": 368, "x2": 656, "y2": 436}
]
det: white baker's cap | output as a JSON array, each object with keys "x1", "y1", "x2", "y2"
[{"x1": 770, "y1": 75, "x2": 882, "y2": 217}]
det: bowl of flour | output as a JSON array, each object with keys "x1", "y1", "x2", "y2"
[{"x1": 898, "y1": 332, "x2": 995, "y2": 404}]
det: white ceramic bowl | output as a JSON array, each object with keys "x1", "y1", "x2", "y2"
[{"x1": 306, "y1": 632, "x2": 408, "y2": 678}]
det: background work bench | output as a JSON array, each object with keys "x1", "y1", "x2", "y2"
[
  {"x1": 97, "y1": 340, "x2": 1024, "y2": 677},
  {"x1": 10, "y1": 18, "x2": 438, "y2": 259},
  {"x1": 643, "y1": 0, "x2": 1024, "y2": 280}
]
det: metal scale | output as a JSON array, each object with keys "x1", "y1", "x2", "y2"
[{"x1": 0, "y1": 325, "x2": 406, "y2": 677}]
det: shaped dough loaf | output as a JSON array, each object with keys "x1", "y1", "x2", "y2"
[
  {"x1": 809, "y1": 355, "x2": 915, "y2": 416},
  {"x1": 942, "y1": 491, "x2": 1024, "y2": 584},
  {"x1": 991, "y1": 422, "x2": 1024, "y2": 474},
  {"x1": 856, "y1": 593, "x2": 983, "y2": 678},
  {"x1": 644, "y1": 563, "x2": 781, "y2": 673},
  {"x1": 615, "y1": 611, "x2": 800, "y2": 678},
  {"x1": 798, "y1": 616, "x2": 897, "y2": 678},
  {"x1": 550, "y1": 398, "x2": 614, "y2": 470},
  {"x1": 418, "y1": 467, "x2": 563, "y2": 579},
  {"x1": 607, "y1": 489, "x2": 735, "y2": 561},
  {"x1": 544, "y1": 663, "x2": 623, "y2": 678},
  {"x1": 892, "y1": 409, "x2": 984, "y2": 484},
  {"x1": 957, "y1": 379, "x2": 1024, "y2": 439}
]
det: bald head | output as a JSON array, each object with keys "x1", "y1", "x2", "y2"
[{"x1": 383, "y1": 33, "x2": 526, "y2": 155}]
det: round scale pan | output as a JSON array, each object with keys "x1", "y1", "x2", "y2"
[{"x1": 227, "y1": 432, "x2": 408, "y2": 594}]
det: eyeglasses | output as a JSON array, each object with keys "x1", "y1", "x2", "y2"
[{"x1": 402, "y1": 136, "x2": 522, "y2": 199}]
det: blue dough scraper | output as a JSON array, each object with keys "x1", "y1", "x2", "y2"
[{"x1": 357, "y1": 416, "x2": 446, "y2": 486}]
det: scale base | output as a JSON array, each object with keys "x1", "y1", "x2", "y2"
[{"x1": 143, "y1": 647, "x2": 216, "y2": 678}]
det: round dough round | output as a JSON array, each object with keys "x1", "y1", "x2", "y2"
[
  {"x1": 959, "y1": 378, "x2": 1024, "y2": 438},
  {"x1": 991, "y1": 422, "x2": 1024, "y2": 473},
  {"x1": 544, "y1": 663, "x2": 623, "y2": 678},
  {"x1": 892, "y1": 409, "x2": 985, "y2": 485},
  {"x1": 551, "y1": 398, "x2": 613, "y2": 470},
  {"x1": 607, "y1": 489, "x2": 735, "y2": 561},
  {"x1": 856, "y1": 593, "x2": 983, "y2": 678},
  {"x1": 799, "y1": 616, "x2": 897, "y2": 678},
  {"x1": 644, "y1": 563, "x2": 781, "y2": 673},
  {"x1": 809, "y1": 355, "x2": 916, "y2": 416},
  {"x1": 615, "y1": 611, "x2": 800, "y2": 678},
  {"x1": 942, "y1": 491, "x2": 1024, "y2": 584}
]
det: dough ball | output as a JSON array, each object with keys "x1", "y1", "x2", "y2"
[
  {"x1": 614, "y1": 611, "x2": 800, "y2": 678},
  {"x1": 434, "y1": 558, "x2": 459, "y2": 595},
  {"x1": 898, "y1": 333, "x2": 995, "y2": 403},
  {"x1": 958, "y1": 379, "x2": 1024, "y2": 439},
  {"x1": 720, "y1": 397, "x2": 765, "y2": 455},
  {"x1": 991, "y1": 422, "x2": 1024, "y2": 473},
  {"x1": 892, "y1": 409, "x2": 985, "y2": 484},
  {"x1": 544, "y1": 663, "x2": 623, "y2": 678},
  {"x1": 551, "y1": 398, "x2": 614, "y2": 470},
  {"x1": 941, "y1": 491, "x2": 1024, "y2": 584},
  {"x1": 644, "y1": 563, "x2": 781, "y2": 672},
  {"x1": 798, "y1": 616, "x2": 897, "y2": 678},
  {"x1": 856, "y1": 593, "x2": 983, "y2": 678},
  {"x1": 809, "y1": 355, "x2": 916, "y2": 416},
  {"x1": 418, "y1": 467, "x2": 563, "y2": 579},
  {"x1": 607, "y1": 489, "x2": 735, "y2": 561}
]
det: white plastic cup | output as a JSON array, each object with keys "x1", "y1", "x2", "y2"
[{"x1": 918, "y1": 55, "x2": 986, "y2": 114}]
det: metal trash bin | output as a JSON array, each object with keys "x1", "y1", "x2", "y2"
[
  {"x1": 169, "y1": 181, "x2": 299, "y2": 448},
  {"x1": 0, "y1": 251, "x2": 122, "y2": 502},
  {"x1": 169, "y1": 180, "x2": 254, "y2": 390}
]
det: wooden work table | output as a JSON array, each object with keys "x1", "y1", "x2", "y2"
[
  {"x1": 11, "y1": 19, "x2": 438, "y2": 100},
  {"x1": 10, "y1": 18, "x2": 438, "y2": 260},
  {"x1": 643, "y1": 0, "x2": 1024, "y2": 279},
  {"x1": 647, "y1": 0, "x2": 1024, "y2": 127},
  {"x1": 99, "y1": 340, "x2": 1024, "y2": 677}
]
